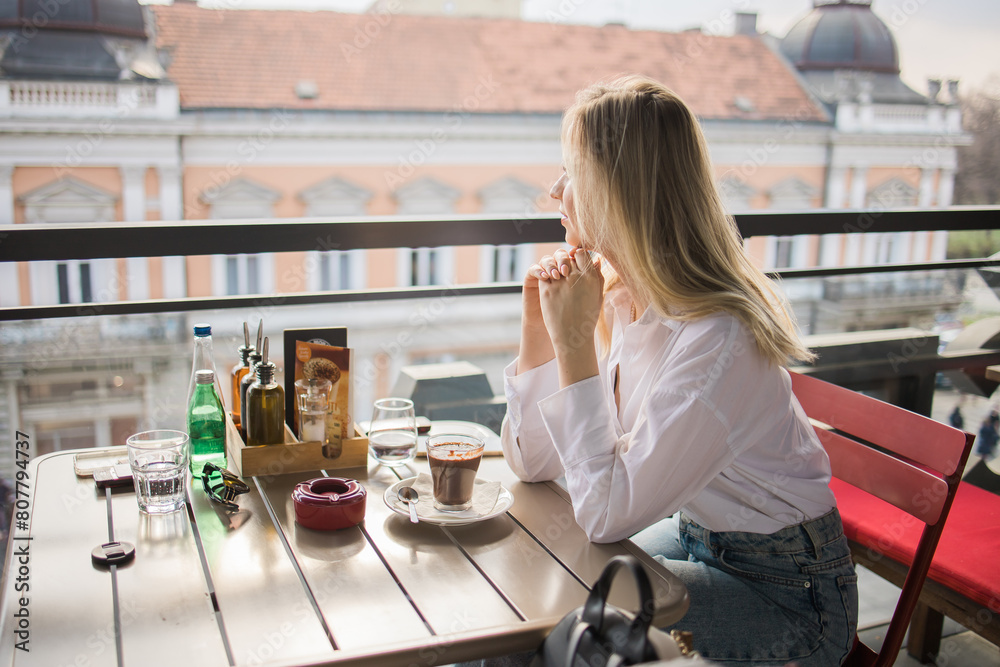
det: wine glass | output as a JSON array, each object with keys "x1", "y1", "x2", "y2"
[{"x1": 368, "y1": 398, "x2": 418, "y2": 467}]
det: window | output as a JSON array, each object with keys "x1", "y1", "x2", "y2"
[
  {"x1": 773, "y1": 238, "x2": 795, "y2": 269},
  {"x1": 477, "y1": 177, "x2": 540, "y2": 283},
  {"x1": 225, "y1": 255, "x2": 259, "y2": 295},
  {"x1": 409, "y1": 248, "x2": 440, "y2": 286},
  {"x1": 299, "y1": 177, "x2": 372, "y2": 291},
  {"x1": 57, "y1": 262, "x2": 93, "y2": 304},
  {"x1": 393, "y1": 177, "x2": 459, "y2": 286},
  {"x1": 866, "y1": 179, "x2": 918, "y2": 265},
  {"x1": 19, "y1": 178, "x2": 118, "y2": 306},
  {"x1": 318, "y1": 251, "x2": 355, "y2": 291},
  {"x1": 875, "y1": 235, "x2": 896, "y2": 264},
  {"x1": 766, "y1": 178, "x2": 818, "y2": 269},
  {"x1": 200, "y1": 178, "x2": 279, "y2": 296},
  {"x1": 489, "y1": 246, "x2": 518, "y2": 282}
]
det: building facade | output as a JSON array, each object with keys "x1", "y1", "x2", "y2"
[{"x1": 0, "y1": 0, "x2": 969, "y2": 472}]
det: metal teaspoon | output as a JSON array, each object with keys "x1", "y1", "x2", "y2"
[{"x1": 397, "y1": 486, "x2": 419, "y2": 523}]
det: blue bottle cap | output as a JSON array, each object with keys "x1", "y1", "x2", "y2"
[{"x1": 194, "y1": 324, "x2": 212, "y2": 336}]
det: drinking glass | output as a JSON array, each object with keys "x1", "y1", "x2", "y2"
[
  {"x1": 126, "y1": 430, "x2": 189, "y2": 514},
  {"x1": 368, "y1": 398, "x2": 417, "y2": 467},
  {"x1": 427, "y1": 433, "x2": 485, "y2": 511}
]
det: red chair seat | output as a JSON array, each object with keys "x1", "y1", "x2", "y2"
[{"x1": 831, "y1": 477, "x2": 1000, "y2": 610}]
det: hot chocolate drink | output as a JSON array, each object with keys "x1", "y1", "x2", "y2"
[{"x1": 427, "y1": 437, "x2": 484, "y2": 511}]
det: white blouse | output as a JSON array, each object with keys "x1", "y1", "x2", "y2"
[{"x1": 500, "y1": 288, "x2": 835, "y2": 543}]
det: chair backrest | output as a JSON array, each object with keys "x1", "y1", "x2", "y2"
[{"x1": 789, "y1": 371, "x2": 974, "y2": 667}]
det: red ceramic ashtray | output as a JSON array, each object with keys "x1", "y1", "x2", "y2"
[{"x1": 292, "y1": 477, "x2": 367, "y2": 531}]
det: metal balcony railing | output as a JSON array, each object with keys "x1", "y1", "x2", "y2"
[
  {"x1": 3, "y1": 206, "x2": 1000, "y2": 446},
  {"x1": 2, "y1": 207, "x2": 999, "y2": 322}
]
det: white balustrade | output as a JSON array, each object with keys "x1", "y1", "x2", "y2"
[
  {"x1": 5, "y1": 80, "x2": 177, "y2": 119},
  {"x1": 837, "y1": 103, "x2": 962, "y2": 135}
]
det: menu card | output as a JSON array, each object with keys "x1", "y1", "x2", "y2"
[
  {"x1": 283, "y1": 327, "x2": 348, "y2": 438},
  {"x1": 292, "y1": 341, "x2": 353, "y2": 452}
]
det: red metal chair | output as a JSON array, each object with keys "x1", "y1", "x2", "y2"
[{"x1": 789, "y1": 371, "x2": 974, "y2": 667}]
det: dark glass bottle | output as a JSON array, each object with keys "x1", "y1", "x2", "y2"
[
  {"x1": 187, "y1": 369, "x2": 227, "y2": 478},
  {"x1": 239, "y1": 349, "x2": 263, "y2": 440},
  {"x1": 246, "y1": 353, "x2": 285, "y2": 447}
]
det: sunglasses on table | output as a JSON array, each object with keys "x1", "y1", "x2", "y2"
[{"x1": 202, "y1": 462, "x2": 250, "y2": 511}]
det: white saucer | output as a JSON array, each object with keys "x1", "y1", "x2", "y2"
[{"x1": 384, "y1": 476, "x2": 513, "y2": 526}]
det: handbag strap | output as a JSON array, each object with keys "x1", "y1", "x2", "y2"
[
  {"x1": 563, "y1": 620, "x2": 593, "y2": 667},
  {"x1": 580, "y1": 555, "x2": 656, "y2": 663},
  {"x1": 562, "y1": 620, "x2": 631, "y2": 667}
]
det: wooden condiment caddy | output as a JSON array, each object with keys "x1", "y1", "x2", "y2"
[{"x1": 224, "y1": 412, "x2": 368, "y2": 478}]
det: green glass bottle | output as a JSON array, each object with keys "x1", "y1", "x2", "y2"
[
  {"x1": 246, "y1": 337, "x2": 285, "y2": 446},
  {"x1": 187, "y1": 369, "x2": 227, "y2": 478}
]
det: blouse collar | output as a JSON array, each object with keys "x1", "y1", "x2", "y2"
[{"x1": 606, "y1": 284, "x2": 681, "y2": 331}]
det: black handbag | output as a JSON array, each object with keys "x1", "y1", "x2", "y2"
[{"x1": 533, "y1": 554, "x2": 694, "y2": 667}]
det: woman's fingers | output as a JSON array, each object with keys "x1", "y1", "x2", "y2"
[
  {"x1": 555, "y1": 249, "x2": 572, "y2": 277},
  {"x1": 532, "y1": 249, "x2": 603, "y2": 284},
  {"x1": 529, "y1": 263, "x2": 549, "y2": 281},
  {"x1": 533, "y1": 249, "x2": 575, "y2": 280}
]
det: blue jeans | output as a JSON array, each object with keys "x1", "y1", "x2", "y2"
[{"x1": 631, "y1": 509, "x2": 858, "y2": 666}]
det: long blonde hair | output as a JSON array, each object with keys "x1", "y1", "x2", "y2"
[{"x1": 563, "y1": 75, "x2": 814, "y2": 366}]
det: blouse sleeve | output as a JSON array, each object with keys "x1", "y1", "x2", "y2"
[
  {"x1": 537, "y1": 377, "x2": 738, "y2": 543},
  {"x1": 500, "y1": 358, "x2": 566, "y2": 482}
]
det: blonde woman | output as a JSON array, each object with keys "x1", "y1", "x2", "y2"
[{"x1": 500, "y1": 76, "x2": 857, "y2": 665}]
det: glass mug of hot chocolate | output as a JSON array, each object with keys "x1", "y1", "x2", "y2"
[{"x1": 427, "y1": 433, "x2": 485, "y2": 511}]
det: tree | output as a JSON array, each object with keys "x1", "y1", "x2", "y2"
[
  {"x1": 950, "y1": 78, "x2": 1000, "y2": 258},
  {"x1": 955, "y1": 79, "x2": 1000, "y2": 204}
]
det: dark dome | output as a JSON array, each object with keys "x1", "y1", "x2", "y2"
[
  {"x1": 0, "y1": 0, "x2": 145, "y2": 38},
  {"x1": 780, "y1": 0, "x2": 899, "y2": 74},
  {"x1": 0, "y1": 0, "x2": 152, "y2": 80},
  {"x1": 2, "y1": 31, "x2": 121, "y2": 79}
]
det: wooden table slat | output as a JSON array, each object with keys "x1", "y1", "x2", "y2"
[
  {"x1": 356, "y1": 463, "x2": 524, "y2": 636},
  {"x1": 188, "y1": 474, "x2": 337, "y2": 666},
  {"x1": 110, "y1": 492, "x2": 231, "y2": 666},
  {"x1": 435, "y1": 459, "x2": 591, "y2": 624},
  {"x1": 256, "y1": 468, "x2": 433, "y2": 651},
  {"x1": 484, "y1": 461, "x2": 689, "y2": 628},
  {"x1": 5, "y1": 453, "x2": 118, "y2": 667}
]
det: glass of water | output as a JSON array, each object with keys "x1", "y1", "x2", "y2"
[
  {"x1": 126, "y1": 430, "x2": 189, "y2": 513},
  {"x1": 368, "y1": 398, "x2": 417, "y2": 467}
]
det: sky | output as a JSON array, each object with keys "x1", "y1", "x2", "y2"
[{"x1": 143, "y1": 0, "x2": 1000, "y2": 96}]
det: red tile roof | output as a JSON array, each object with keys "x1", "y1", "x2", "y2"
[{"x1": 152, "y1": 4, "x2": 827, "y2": 122}]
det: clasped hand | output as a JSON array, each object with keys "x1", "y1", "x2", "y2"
[{"x1": 527, "y1": 247, "x2": 605, "y2": 351}]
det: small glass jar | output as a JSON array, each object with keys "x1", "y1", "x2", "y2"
[{"x1": 295, "y1": 378, "x2": 333, "y2": 445}]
